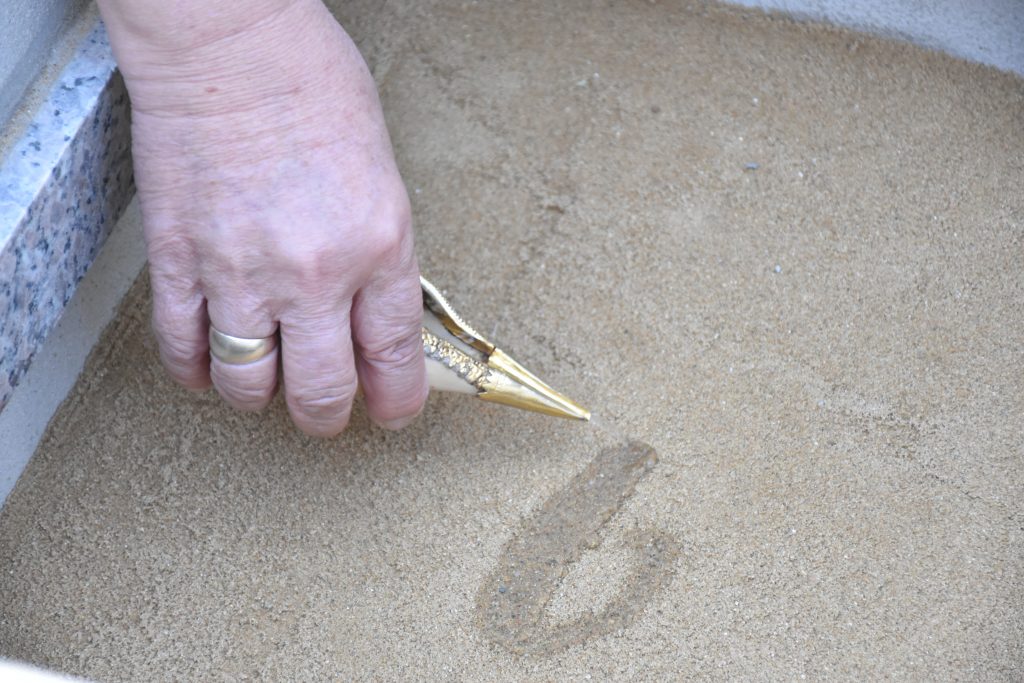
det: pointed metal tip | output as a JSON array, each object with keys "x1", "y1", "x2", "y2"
[
  {"x1": 544, "y1": 393, "x2": 591, "y2": 422},
  {"x1": 566, "y1": 407, "x2": 592, "y2": 422},
  {"x1": 478, "y1": 349, "x2": 591, "y2": 421},
  {"x1": 420, "y1": 275, "x2": 590, "y2": 422}
]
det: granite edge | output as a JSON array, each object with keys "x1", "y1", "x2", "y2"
[{"x1": 0, "y1": 20, "x2": 134, "y2": 411}]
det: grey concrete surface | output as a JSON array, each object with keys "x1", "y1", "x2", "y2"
[
  {"x1": 0, "y1": 0, "x2": 88, "y2": 125},
  {"x1": 728, "y1": 0, "x2": 1024, "y2": 76}
]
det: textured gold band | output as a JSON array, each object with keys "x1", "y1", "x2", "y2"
[{"x1": 208, "y1": 327, "x2": 278, "y2": 365}]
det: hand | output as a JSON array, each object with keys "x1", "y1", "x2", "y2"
[{"x1": 101, "y1": 0, "x2": 428, "y2": 436}]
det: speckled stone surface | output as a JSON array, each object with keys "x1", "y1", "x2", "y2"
[{"x1": 0, "y1": 22, "x2": 133, "y2": 411}]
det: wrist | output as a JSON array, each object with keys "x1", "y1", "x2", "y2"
[
  {"x1": 98, "y1": 0, "x2": 304, "y2": 56},
  {"x1": 99, "y1": 0, "x2": 349, "y2": 117}
]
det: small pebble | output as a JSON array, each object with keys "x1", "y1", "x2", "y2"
[{"x1": 774, "y1": 264, "x2": 782, "y2": 273}]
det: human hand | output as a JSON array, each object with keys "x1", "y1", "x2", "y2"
[{"x1": 100, "y1": 0, "x2": 427, "y2": 436}]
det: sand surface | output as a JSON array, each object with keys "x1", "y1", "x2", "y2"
[{"x1": 2, "y1": 1, "x2": 1023, "y2": 679}]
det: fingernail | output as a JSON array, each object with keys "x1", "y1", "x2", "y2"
[{"x1": 379, "y1": 404, "x2": 424, "y2": 431}]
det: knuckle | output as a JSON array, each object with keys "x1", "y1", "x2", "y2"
[
  {"x1": 365, "y1": 201, "x2": 413, "y2": 262},
  {"x1": 149, "y1": 290, "x2": 208, "y2": 389},
  {"x1": 212, "y1": 370, "x2": 275, "y2": 411},
  {"x1": 157, "y1": 352, "x2": 209, "y2": 389},
  {"x1": 286, "y1": 243, "x2": 347, "y2": 293},
  {"x1": 276, "y1": 197, "x2": 415, "y2": 291},
  {"x1": 153, "y1": 324, "x2": 206, "y2": 365},
  {"x1": 202, "y1": 245, "x2": 264, "y2": 288},
  {"x1": 360, "y1": 325, "x2": 423, "y2": 369},
  {"x1": 288, "y1": 377, "x2": 358, "y2": 421}
]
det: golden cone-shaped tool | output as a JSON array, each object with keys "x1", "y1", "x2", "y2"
[{"x1": 420, "y1": 276, "x2": 590, "y2": 421}]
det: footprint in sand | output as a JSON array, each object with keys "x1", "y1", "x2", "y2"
[{"x1": 475, "y1": 440, "x2": 682, "y2": 656}]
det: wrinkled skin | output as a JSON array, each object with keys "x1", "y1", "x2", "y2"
[{"x1": 98, "y1": 0, "x2": 427, "y2": 436}]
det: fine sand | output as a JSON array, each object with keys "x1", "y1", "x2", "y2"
[{"x1": 1, "y1": 1, "x2": 1022, "y2": 680}]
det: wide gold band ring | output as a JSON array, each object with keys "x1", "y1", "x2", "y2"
[{"x1": 208, "y1": 327, "x2": 278, "y2": 365}]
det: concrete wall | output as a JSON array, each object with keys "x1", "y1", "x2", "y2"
[
  {"x1": 0, "y1": 0, "x2": 88, "y2": 124},
  {"x1": 728, "y1": 0, "x2": 1024, "y2": 76}
]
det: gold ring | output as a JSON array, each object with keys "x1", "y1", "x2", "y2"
[{"x1": 208, "y1": 327, "x2": 278, "y2": 365}]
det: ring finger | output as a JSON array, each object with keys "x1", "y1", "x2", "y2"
[{"x1": 207, "y1": 297, "x2": 279, "y2": 411}]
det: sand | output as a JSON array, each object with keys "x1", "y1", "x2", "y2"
[{"x1": 1, "y1": 1, "x2": 1022, "y2": 680}]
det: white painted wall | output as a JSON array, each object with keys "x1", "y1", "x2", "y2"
[
  {"x1": 728, "y1": 0, "x2": 1024, "y2": 76},
  {"x1": 0, "y1": 0, "x2": 88, "y2": 123}
]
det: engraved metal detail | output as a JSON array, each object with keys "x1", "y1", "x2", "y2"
[{"x1": 422, "y1": 329, "x2": 491, "y2": 390}]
